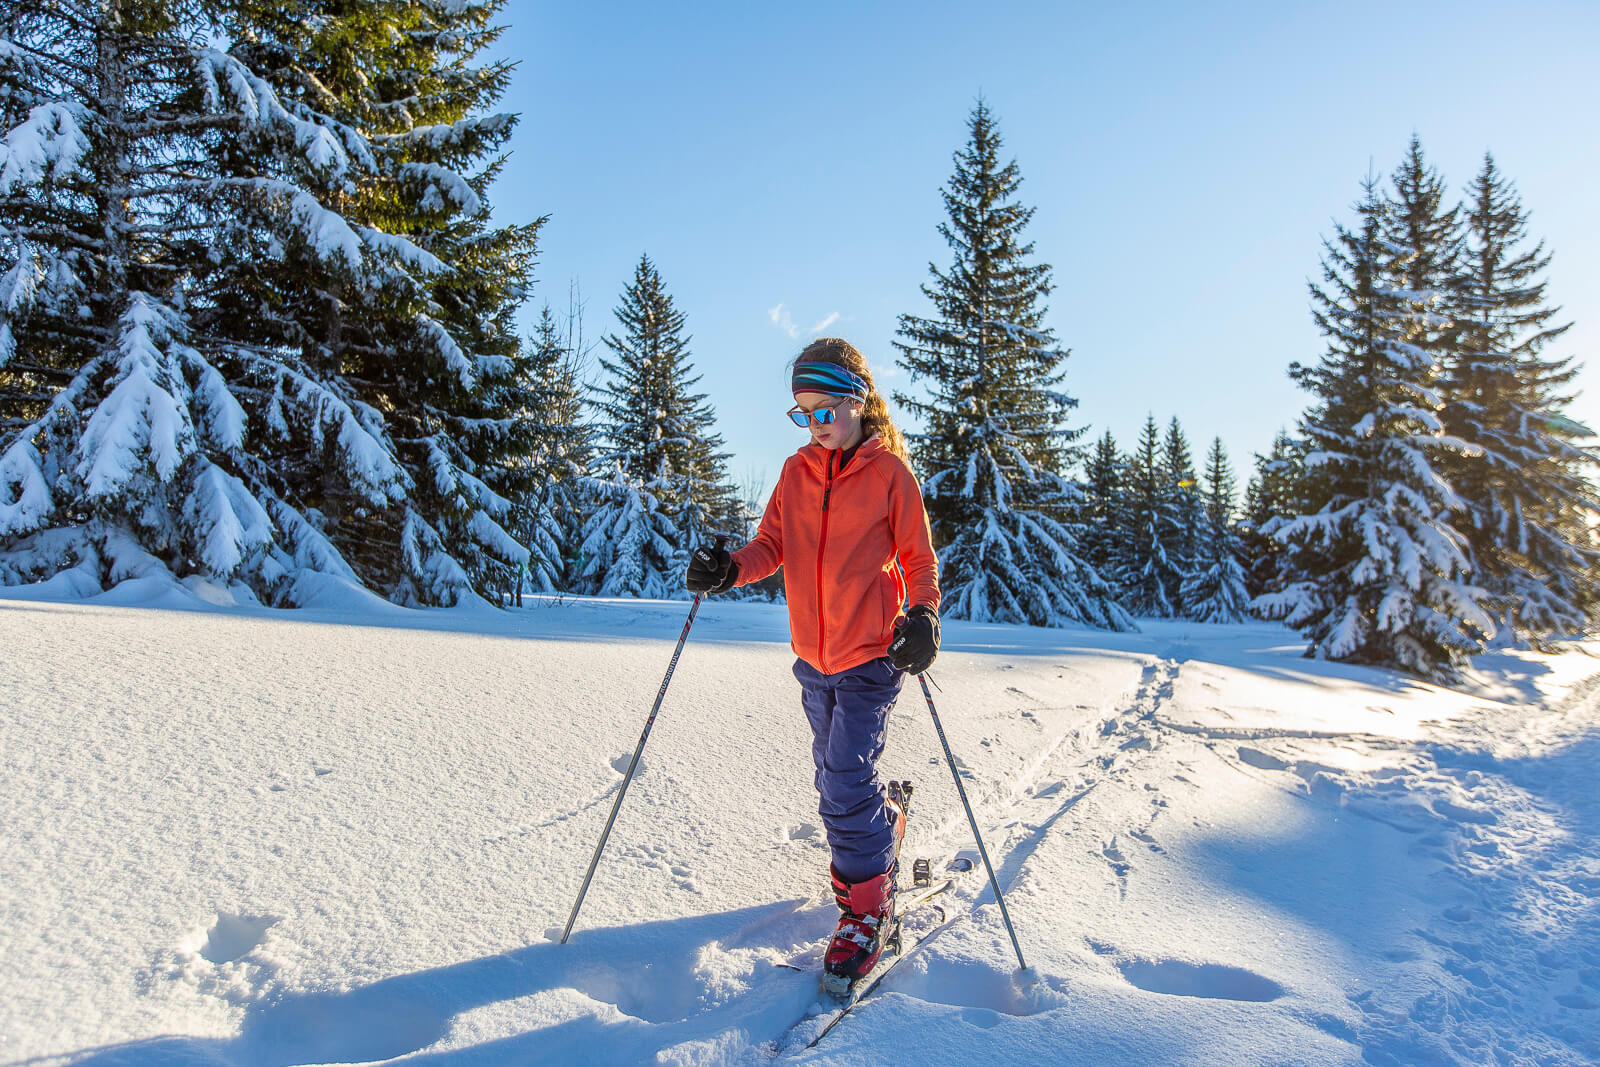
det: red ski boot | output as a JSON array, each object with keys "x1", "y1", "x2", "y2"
[
  {"x1": 823, "y1": 865, "x2": 895, "y2": 995},
  {"x1": 821, "y1": 784, "x2": 911, "y2": 995}
]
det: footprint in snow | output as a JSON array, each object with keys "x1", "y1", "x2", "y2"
[
  {"x1": 1237, "y1": 746, "x2": 1289, "y2": 771},
  {"x1": 1117, "y1": 958, "x2": 1284, "y2": 1002},
  {"x1": 199, "y1": 912, "x2": 280, "y2": 965},
  {"x1": 1102, "y1": 838, "x2": 1132, "y2": 879},
  {"x1": 610, "y1": 753, "x2": 643, "y2": 776},
  {"x1": 1129, "y1": 828, "x2": 1163, "y2": 853}
]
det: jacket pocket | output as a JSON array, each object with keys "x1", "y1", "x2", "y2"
[{"x1": 878, "y1": 568, "x2": 901, "y2": 646}]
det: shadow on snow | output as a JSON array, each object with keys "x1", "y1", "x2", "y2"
[{"x1": 59, "y1": 902, "x2": 826, "y2": 1067}]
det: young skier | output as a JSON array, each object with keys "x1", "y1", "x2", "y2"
[{"x1": 684, "y1": 337, "x2": 941, "y2": 990}]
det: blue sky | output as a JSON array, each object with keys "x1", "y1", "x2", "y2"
[{"x1": 486, "y1": 1, "x2": 1598, "y2": 500}]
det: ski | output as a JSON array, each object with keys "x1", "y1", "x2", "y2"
[
  {"x1": 801, "y1": 877, "x2": 958, "y2": 1049},
  {"x1": 771, "y1": 775, "x2": 982, "y2": 1049}
]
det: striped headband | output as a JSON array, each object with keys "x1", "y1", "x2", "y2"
[{"x1": 791, "y1": 360, "x2": 869, "y2": 400}]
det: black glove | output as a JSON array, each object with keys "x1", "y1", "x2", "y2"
[
  {"x1": 685, "y1": 543, "x2": 738, "y2": 595},
  {"x1": 888, "y1": 604, "x2": 939, "y2": 674}
]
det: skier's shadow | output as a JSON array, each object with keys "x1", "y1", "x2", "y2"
[{"x1": 61, "y1": 901, "x2": 824, "y2": 1066}]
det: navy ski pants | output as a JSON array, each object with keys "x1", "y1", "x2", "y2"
[{"x1": 792, "y1": 655, "x2": 905, "y2": 883}]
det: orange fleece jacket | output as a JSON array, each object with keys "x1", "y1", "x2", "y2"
[{"x1": 732, "y1": 437, "x2": 940, "y2": 675}]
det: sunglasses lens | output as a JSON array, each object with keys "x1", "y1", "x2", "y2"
[
  {"x1": 815, "y1": 408, "x2": 835, "y2": 425},
  {"x1": 788, "y1": 411, "x2": 809, "y2": 427}
]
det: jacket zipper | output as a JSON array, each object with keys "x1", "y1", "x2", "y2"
[{"x1": 816, "y1": 449, "x2": 836, "y2": 673}]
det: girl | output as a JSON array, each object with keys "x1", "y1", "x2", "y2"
[{"x1": 685, "y1": 337, "x2": 941, "y2": 991}]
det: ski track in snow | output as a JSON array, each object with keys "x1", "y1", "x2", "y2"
[{"x1": 2, "y1": 592, "x2": 1598, "y2": 1065}]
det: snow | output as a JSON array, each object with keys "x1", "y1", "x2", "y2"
[
  {"x1": 1, "y1": 249, "x2": 41, "y2": 315},
  {"x1": 75, "y1": 296, "x2": 198, "y2": 497},
  {"x1": 401, "y1": 161, "x2": 483, "y2": 215},
  {"x1": 0, "y1": 438, "x2": 52, "y2": 539},
  {"x1": 1, "y1": 587, "x2": 1596, "y2": 1065},
  {"x1": 0, "y1": 101, "x2": 90, "y2": 194}
]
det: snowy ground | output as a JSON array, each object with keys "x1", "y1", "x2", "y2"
[{"x1": 2, "y1": 583, "x2": 1597, "y2": 1066}]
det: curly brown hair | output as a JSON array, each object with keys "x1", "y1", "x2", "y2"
[{"x1": 792, "y1": 337, "x2": 910, "y2": 462}]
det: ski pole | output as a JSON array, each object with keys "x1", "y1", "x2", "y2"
[
  {"x1": 560, "y1": 535, "x2": 728, "y2": 944},
  {"x1": 917, "y1": 671, "x2": 1028, "y2": 971}
]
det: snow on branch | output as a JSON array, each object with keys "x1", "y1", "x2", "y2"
[
  {"x1": 74, "y1": 295, "x2": 198, "y2": 499},
  {"x1": 257, "y1": 486, "x2": 360, "y2": 583},
  {"x1": 184, "y1": 461, "x2": 273, "y2": 576},
  {"x1": 0, "y1": 248, "x2": 42, "y2": 316},
  {"x1": 400, "y1": 162, "x2": 482, "y2": 214},
  {"x1": 355, "y1": 224, "x2": 446, "y2": 276},
  {"x1": 0, "y1": 438, "x2": 51, "y2": 539},
  {"x1": 417, "y1": 315, "x2": 474, "y2": 388},
  {"x1": 0, "y1": 101, "x2": 91, "y2": 194},
  {"x1": 194, "y1": 48, "x2": 362, "y2": 178},
  {"x1": 373, "y1": 112, "x2": 516, "y2": 149},
  {"x1": 286, "y1": 188, "x2": 364, "y2": 270},
  {"x1": 401, "y1": 508, "x2": 471, "y2": 605},
  {"x1": 239, "y1": 356, "x2": 409, "y2": 505},
  {"x1": 469, "y1": 509, "x2": 528, "y2": 564},
  {"x1": 195, "y1": 363, "x2": 246, "y2": 452}
]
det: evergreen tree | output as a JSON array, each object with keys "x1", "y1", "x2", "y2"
[
  {"x1": 583, "y1": 254, "x2": 733, "y2": 598},
  {"x1": 1257, "y1": 176, "x2": 1492, "y2": 680},
  {"x1": 576, "y1": 461, "x2": 676, "y2": 598},
  {"x1": 222, "y1": 0, "x2": 541, "y2": 606},
  {"x1": 894, "y1": 100, "x2": 1128, "y2": 630},
  {"x1": 1180, "y1": 438, "x2": 1249, "y2": 623},
  {"x1": 1440, "y1": 154, "x2": 1600, "y2": 643},
  {"x1": 1385, "y1": 136, "x2": 1463, "y2": 371},
  {"x1": 1080, "y1": 430, "x2": 1124, "y2": 588},
  {"x1": 1164, "y1": 416, "x2": 1203, "y2": 611},
  {"x1": 0, "y1": 0, "x2": 537, "y2": 606},
  {"x1": 1113, "y1": 415, "x2": 1183, "y2": 618},
  {"x1": 1239, "y1": 429, "x2": 1305, "y2": 603},
  {"x1": 515, "y1": 306, "x2": 593, "y2": 593},
  {"x1": 0, "y1": 1, "x2": 394, "y2": 598}
]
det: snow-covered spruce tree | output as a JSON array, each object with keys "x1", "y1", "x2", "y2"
[
  {"x1": 0, "y1": 0, "x2": 397, "y2": 598},
  {"x1": 1439, "y1": 153, "x2": 1600, "y2": 644},
  {"x1": 514, "y1": 306, "x2": 595, "y2": 594},
  {"x1": 1112, "y1": 415, "x2": 1184, "y2": 618},
  {"x1": 581, "y1": 254, "x2": 735, "y2": 598},
  {"x1": 893, "y1": 100, "x2": 1128, "y2": 630},
  {"x1": 1386, "y1": 137, "x2": 1463, "y2": 372},
  {"x1": 219, "y1": 0, "x2": 541, "y2": 605},
  {"x1": 0, "y1": 1, "x2": 537, "y2": 605},
  {"x1": 1239, "y1": 429, "x2": 1305, "y2": 605},
  {"x1": 1180, "y1": 438, "x2": 1249, "y2": 623},
  {"x1": 1079, "y1": 429, "x2": 1124, "y2": 592},
  {"x1": 1164, "y1": 416, "x2": 1203, "y2": 613},
  {"x1": 1256, "y1": 177, "x2": 1492, "y2": 680}
]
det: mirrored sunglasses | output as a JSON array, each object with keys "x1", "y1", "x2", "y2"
[{"x1": 787, "y1": 401, "x2": 843, "y2": 427}]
